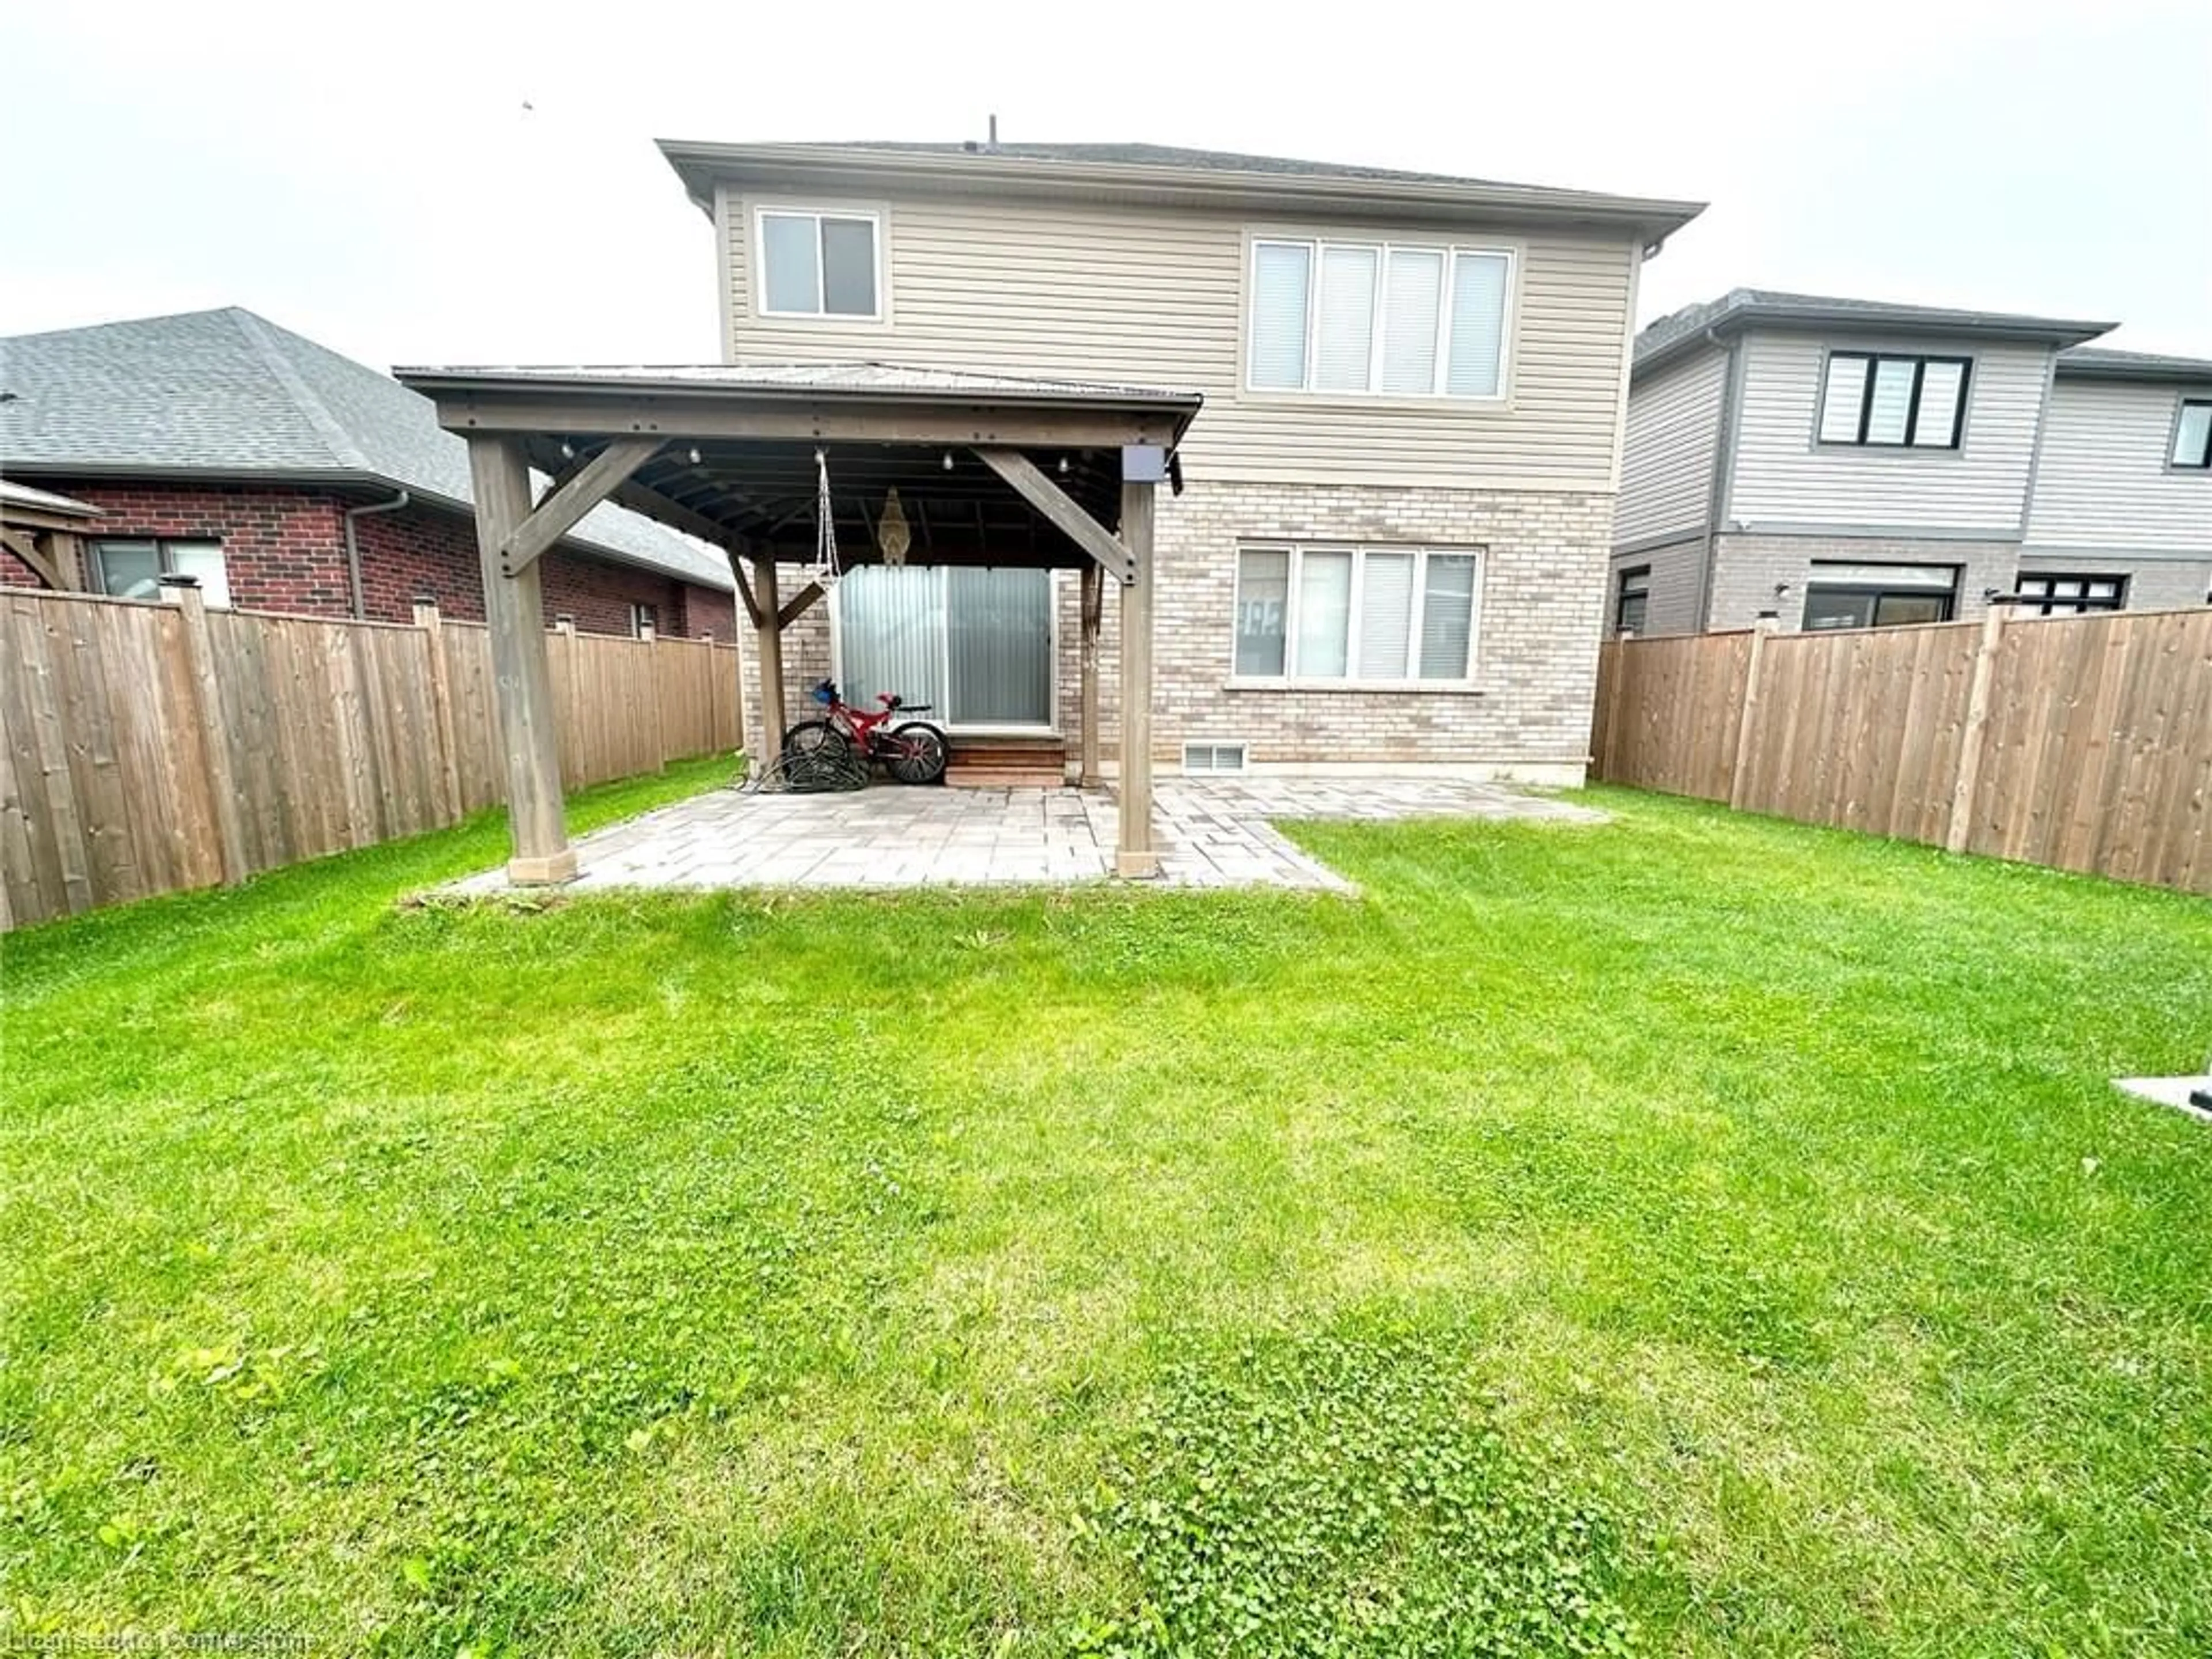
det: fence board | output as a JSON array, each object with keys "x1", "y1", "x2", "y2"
[
  {"x1": 1593, "y1": 607, "x2": 2212, "y2": 895},
  {"x1": 1, "y1": 589, "x2": 745, "y2": 929}
]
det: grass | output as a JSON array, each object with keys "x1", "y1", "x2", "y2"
[{"x1": 3, "y1": 766, "x2": 2210, "y2": 1656}]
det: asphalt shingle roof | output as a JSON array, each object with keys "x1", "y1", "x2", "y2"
[
  {"x1": 0, "y1": 309, "x2": 731, "y2": 590},
  {"x1": 394, "y1": 361, "x2": 1203, "y2": 404},
  {"x1": 834, "y1": 139, "x2": 1518, "y2": 189},
  {"x1": 2055, "y1": 345, "x2": 2212, "y2": 382}
]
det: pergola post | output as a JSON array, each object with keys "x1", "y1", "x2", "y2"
[
  {"x1": 469, "y1": 433, "x2": 575, "y2": 884},
  {"x1": 752, "y1": 555, "x2": 786, "y2": 763},
  {"x1": 1116, "y1": 475, "x2": 1158, "y2": 877},
  {"x1": 1078, "y1": 560, "x2": 1103, "y2": 787}
]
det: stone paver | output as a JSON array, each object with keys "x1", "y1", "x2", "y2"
[{"x1": 449, "y1": 777, "x2": 1603, "y2": 897}]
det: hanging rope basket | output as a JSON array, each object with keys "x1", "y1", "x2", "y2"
[{"x1": 810, "y1": 447, "x2": 842, "y2": 591}]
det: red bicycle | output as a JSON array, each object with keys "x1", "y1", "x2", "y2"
[{"x1": 782, "y1": 679, "x2": 949, "y2": 785}]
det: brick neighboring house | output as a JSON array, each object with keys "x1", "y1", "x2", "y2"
[{"x1": 0, "y1": 308, "x2": 737, "y2": 638}]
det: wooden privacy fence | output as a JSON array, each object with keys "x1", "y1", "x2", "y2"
[
  {"x1": 1, "y1": 587, "x2": 744, "y2": 929},
  {"x1": 1591, "y1": 605, "x2": 2212, "y2": 895}
]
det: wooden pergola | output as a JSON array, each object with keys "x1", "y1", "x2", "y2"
[
  {"x1": 396, "y1": 363, "x2": 1202, "y2": 883},
  {"x1": 1, "y1": 479, "x2": 104, "y2": 589}
]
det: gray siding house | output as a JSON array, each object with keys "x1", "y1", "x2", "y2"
[
  {"x1": 662, "y1": 140, "x2": 1702, "y2": 783},
  {"x1": 1609, "y1": 290, "x2": 2212, "y2": 635}
]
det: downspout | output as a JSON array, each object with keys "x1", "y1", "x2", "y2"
[
  {"x1": 1695, "y1": 326, "x2": 1741, "y2": 631},
  {"x1": 342, "y1": 489, "x2": 410, "y2": 619}
]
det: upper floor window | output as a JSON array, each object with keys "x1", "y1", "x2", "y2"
[
  {"x1": 1817, "y1": 351, "x2": 1969, "y2": 449},
  {"x1": 2171, "y1": 399, "x2": 2212, "y2": 469},
  {"x1": 757, "y1": 209, "x2": 881, "y2": 319},
  {"x1": 1248, "y1": 238, "x2": 1511, "y2": 399},
  {"x1": 91, "y1": 538, "x2": 230, "y2": 608},
  {"x1": 1234, "y1": 544, "x2": 1482, "y2": 684}
]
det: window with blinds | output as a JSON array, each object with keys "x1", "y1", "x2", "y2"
[
  {"x1": 1248, "y1": 238, "x2": 1513, "y2": 397},
  {"x1": 1816, "y1": 351, "x2": 1970, "y2": 448},
  {"x1": 1232, "y1": 545, "x2": 1483, "y2": 684}
]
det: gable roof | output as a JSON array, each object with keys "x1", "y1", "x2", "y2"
[
  {"x1": 657, "y1": 138, "x2": 1705, "y2": 244},
  {"x1": 1635, "y1": 288, "x2": 2116, "y2": 378},
  {"x1": 0, "y1": 309, "x2": 732, "y2": 591},
  {"x1": 2055, "y1": 345, "x2": 2212, "y2": 384}
]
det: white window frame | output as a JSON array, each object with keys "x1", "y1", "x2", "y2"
[
  {"x1": 1244, "y1": 236, "x2": 1516, "y2": 401},
  {"x1": 89, "y1": 537, "x2": 231, "y2": 608},
  {"x1": 1229, "y1": 543, "x2": 1484, "y2": 689},
  {"x1": 752, "y1": 206, "x2": 886, "y2": 321}
]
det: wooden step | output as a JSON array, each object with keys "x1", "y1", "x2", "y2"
[{"x1": 945, "y1": 734, "x2": 1067, "y2": 789}]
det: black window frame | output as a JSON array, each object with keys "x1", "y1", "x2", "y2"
[
  {"x1": 1800, "y1": 562, "x2": 1961, "y2": 632},
  {"x1": 1613, "y1": 564, "x2": 1652, "y2": 634},
  {"x1": 2015, "y1": 573, "x2": 2127, "y2": 616},
  {"x1": 1817, "y1": 351, "x2": 1972, "y2": 450},
  {"x1": 2171, "y1": 398, "x2": 2212, "y2": 471}
]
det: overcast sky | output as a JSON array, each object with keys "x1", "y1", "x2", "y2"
[{"x1": 5, "y1": 0, "x2": 2207, "y2": 373}]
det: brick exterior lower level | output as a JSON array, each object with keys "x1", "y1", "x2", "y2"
[
  {"x1": 745, "y1": 479, "x2": 1614, "y2": 781},
  {"x1": 3, "y1": 478, "x2": 736, "y2": 639}
]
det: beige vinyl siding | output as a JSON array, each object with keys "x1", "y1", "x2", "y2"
[
  {"x1": 719, "y1": 187, "x2": 1637, "y2": 491},
  {"x1": 2025, "y1": 377, "x2": 2212, "y2": 551},
  {"x1": 1616, "y1": 346, "x2": 1725, "y2": 546},
  {"x1": 1725, "y1": 331, "x2": 2049, "y2": 533}
]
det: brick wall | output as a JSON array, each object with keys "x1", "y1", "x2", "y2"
[
  {"x1": 1707, "y1": 532, "x2": 2019, "y2": 632},
  {"x1": 9, "y1": 478, "x2": 735, "y2": 638},
  {"x1": 747, "y1": 479, "x2": 1615, "y2": 782}
]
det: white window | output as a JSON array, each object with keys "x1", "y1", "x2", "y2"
[
  {"x1": 1183, "y1": 741, "x2": 1248, "y2": 774},
  {"x1": 1247, "y1": 238, "x2": 1513, "y2": 398},
  {"x1": 1817, "y1": 351, "x2": 1970, "y2": 448},
  {"x1": 2172, "y1": 399, "x2": 2212, "y2": 469},
  {"x1": 90, "y1": 539, "x2": 230, "y2": 608},
  {"x1": 1233, "y1": 545, "x2": 1482, "y2": 683},
  {"x1": 630, "y1": 601, "x2": 659, "y2": 639},
  {"x1": 757, "y1": 209, "x2": 881, "y2": 318}
]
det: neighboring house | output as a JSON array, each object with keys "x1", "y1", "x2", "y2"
[
  {"x1": 0, "y1": 309, "x2": 738, "y2": 638},
  {"x1": 657, "y1": 139, "x2": 1702, "y2": 781},
  {"x1": 1609, "y1": 290, "x2": 2212, "y2": 635}
]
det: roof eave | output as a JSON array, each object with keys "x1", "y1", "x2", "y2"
[
  {"x1": 2055, "y1": 357, "x2": 2212, "y2": 385},
  {"x1": 1635, "y1": 305, "x2": 2119, "y2": 379},
  {"x1": 656, "y1": 139, "x2": 1706, "y2": 241}
]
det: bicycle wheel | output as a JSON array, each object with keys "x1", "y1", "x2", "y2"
[
  {"x1": 781, "y1": 718, "x2": 849, "y2": 762},
  {"x1": 884, "y1": 721, "x2": 949, "y2": 785}
]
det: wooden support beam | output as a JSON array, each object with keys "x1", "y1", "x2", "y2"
[
  {"x1": 1116, "y1": 478, "x2": 1157, "y2": 878},
  {"x1": 469, "y1": 433, "x2": 576, "y2": 884},
  {"x1": 777, "y1": 581, "x2": 825, "y2": 630},
  {"x1": 753, "y1": 556, "x2": 786, "y2": 762},
  {"x1": 497, "y1": 437, "x2": 662, "y2": 575},
  {"x1": 1079, "y1": 560, "x2": 1103, "y2": 787},
  {"x1": 725, "y1": 548, "x2": 762, "y2": 628},
  {"x1": 974, "y1": 448, "x2": 1134, "y2": 582},
  {"x1": 0, "y1": 528, "x2": 65, "y2": 590},
  {"x1": 438, "y1": 393, "x2": 1185, "y2": 450}
]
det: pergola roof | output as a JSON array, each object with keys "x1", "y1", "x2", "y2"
[{"x1": 395, "y1": 362, "x2": 1203, "y2": 572}]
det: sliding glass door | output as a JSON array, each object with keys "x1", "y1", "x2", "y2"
[{"x1": 836, "y1": 566, "x2": 1055, "y2": 730}]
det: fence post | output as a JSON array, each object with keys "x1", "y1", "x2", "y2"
[
  {"x1": 1597, "y1": 637, "x2": 1630, "y2": 781},
  {"x1": 1945, "y1": 601, "x2": 2010, "y2": 854},
  {"x1": 165, "y1": 577, "x2": 249, "y2": 887},
  {"x1": 1728, "y1": 612, "x2": 1779, "y2": 810},
  {"x1": 412, "y1": 597, "x2": 464, "y2": 823}
]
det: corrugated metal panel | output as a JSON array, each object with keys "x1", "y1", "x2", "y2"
[
  {"x1": 1726, "y1": 331, "x2": 2050, "y2": 532},
  {"x1": 2025, "y1": 377, "x2": 2212, "y2": 551},
  {"x1": 1616, "y1": 347, "x2": 1724, "y2": 544},
  {"x1": 720, "y1": 189, "x2": 1635, "y2": 490}
]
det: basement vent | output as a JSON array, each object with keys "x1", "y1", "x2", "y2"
[{"x1": 1183, "y1": 741, "x2": 1248, "y2": 774}]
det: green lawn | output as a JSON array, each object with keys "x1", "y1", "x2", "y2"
[{"x1": 5, "y1": 763, "x2": 2210, "y2": 1657}]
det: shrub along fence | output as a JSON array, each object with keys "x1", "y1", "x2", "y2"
[
  {"x1": 1590, "y1": 605, "x2": 2212, "y2": 895},
  {"x1": 1, "y1": 586, "x2": 744, "y2": 929}
]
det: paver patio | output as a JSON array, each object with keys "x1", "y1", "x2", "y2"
[{"x1": 450, "y1": 777, "x2": 1602, "y2": 895}]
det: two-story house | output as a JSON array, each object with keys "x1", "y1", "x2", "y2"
[
  {"x1": 658, "y1": 140, "x2": 1702, "y2": 783},
  {"x1": 1609, "y1": 290, "x2": 2212, "y2": 635}
]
